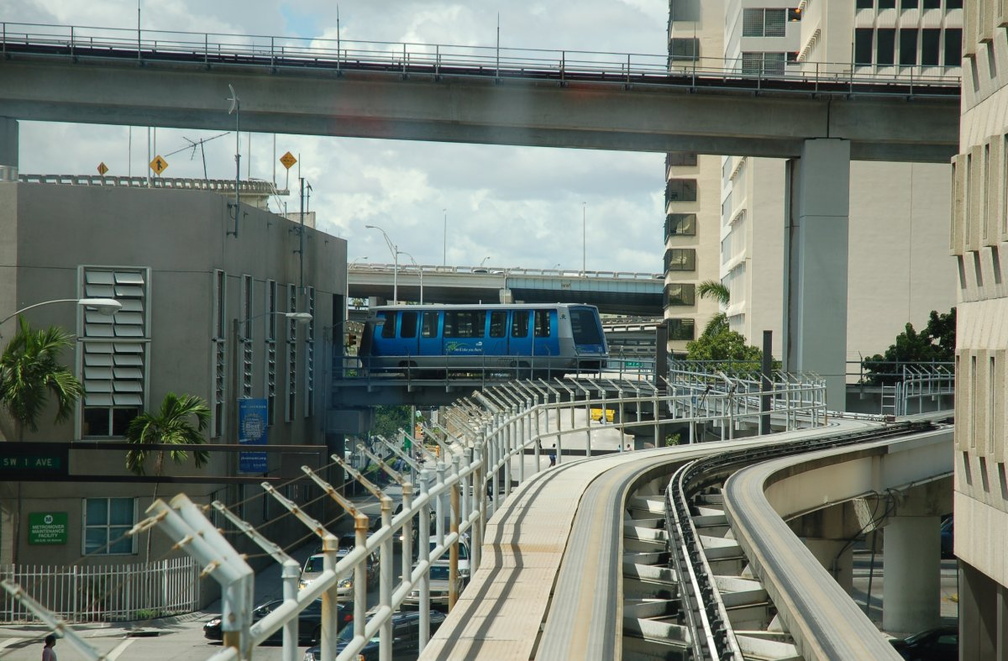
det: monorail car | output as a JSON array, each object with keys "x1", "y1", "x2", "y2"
[{"x1": 359, "y1": 303, "x2": 607, "y2": 377}]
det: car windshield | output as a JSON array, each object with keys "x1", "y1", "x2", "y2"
[
  {"x1": 303, "y1": 556, "x2": 324, "y2": 573},
  {"x1": 337, "y1": 621, "x2": 381, "y2": 645},
  {"x1": 430, "y1": 565, "x2": 451, "y2": 580}
]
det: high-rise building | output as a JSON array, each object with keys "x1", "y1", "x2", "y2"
[
  {"x1": 954, "y1": 0, "x2": 1008, "y2": 655},
  {"x1": 665, "y1": 1, "x2": 960, "y2": 368}
]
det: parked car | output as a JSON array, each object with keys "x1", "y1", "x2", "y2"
[
  {"x1": 402, "y1": 564, "x2": 467, "y2": 611},
  {"x1": 302, "y1": 610, "x2": 446, "y2": 661},
  {"x1": 203, "y1": 598, "x2": 352, "y2": 646},
  {"x1": 940, "y1": 516, "x2": 954, "y2": 559},
  {"x1": 299, "y1": 544, "x2": 379, "y2": 597},
  {"x1": 890, "y1": 626, "x2": 958, "y2": 661}
]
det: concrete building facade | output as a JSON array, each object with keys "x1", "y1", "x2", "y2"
[
  {"x1": 666, "y1": 1, "x2": 960, "y2": 368},
  {"x1": 0, "y1": 178, "x2": 345, "y2": 568},
  {"x1": 954, "y1": 0, "x2": 1008, "y2": 656}
]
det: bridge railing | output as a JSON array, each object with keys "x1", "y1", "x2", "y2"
[{"x1": 1, "y1": 21, "x2": 961, "y2": 92}]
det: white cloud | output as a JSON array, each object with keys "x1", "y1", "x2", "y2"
[{"x1": 9, "y1": 0, "x2": 668, "y2": 274}]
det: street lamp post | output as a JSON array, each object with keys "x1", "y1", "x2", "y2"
[
  {"x1": 0, "y1": 298, "x2": 122, "y2": 332},
  {"x1": 400, "y1": 251, "x2": 423, "y2": 305},
  {"x1": 365, "y1": 224, "x2": 399, "y2": 304},
  {"x1": 582, "y1": 201, "x2": 587, "y2": 276}
]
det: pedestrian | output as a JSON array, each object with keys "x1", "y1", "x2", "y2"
[
  {"x1": 41, "y1": 634, "x2": 57, "y2": 661},
  {"x1": 548, "y1": 444, "x2": 557, "y2": 467},
  {"x1": 625, "y1": 443, "x2": 631, "y2": 452}
]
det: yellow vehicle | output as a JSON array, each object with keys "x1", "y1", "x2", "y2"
[{"x1": 590, "y1": 408, "x2": 615, "y2": 423}]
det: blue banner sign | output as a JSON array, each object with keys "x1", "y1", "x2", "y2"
[{"x1": 238, "y1": 398, "x2": 268, "y2": 474}]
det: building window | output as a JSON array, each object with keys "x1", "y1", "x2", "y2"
[
  {"x1": 944, "y1": 29, "x2": 961, "y2": 67},
  {"x1": 878, "y1": 0, "x2": 896, "y2": 8},
  {"x1": 241, "y1": 275, "x2": 254, "y2": 398},
  {"x1": 877, "y1": 29, "x2": 896, "y2": 66},
  {"x1": 285, "y1": 284, "x2": 298, "y2": 423},
  {"x1": 667, "y1": 318, "x2": 696, "y2": 341},
  {"x1": 742, "y1": 8, "x2": 786, "y2": 37},
  {"x1": 304, "y1": 286, "x2": 315, "y2": 419},
  {"x1": 211, "y1": 270, "x2": 226, "y2": 438},
  {"x1": 899, "y1": 29, "x2": 918, "y2": 65},
  {"x1": 666, "y1": 213, "x2": 697, "y2": 238},
  {"x1": 83, "y1": 497, "x2": 136, "y2": 555},
  {"x1": 742, "y1": 52, "x2": 785, "y2": 76},
  {"x1": 665, "y1": 248, "x2": 696, "y2": 272},
  {"x1": 666, "y1": 179, "x2": 697, "y2": 203},
  {"x1": 921, "y1": 29, "x2": 941, "y2": 65},
  {"x1": 664, "y1": 283, "x2": 696, "y2": 307},
  {"x1": 669, "y1": 38, "x2": 699, "y2": 62},
  {"x1": 922, "y1": 0, "x2": 940, "y2": 6},
  {"x1": 856, "y1": 0, "x2": 873, "y2": 7},
  {"x1": 901, "y1": 0, "x2": 919, "y2": 8},
  {"x1": 855, "y1": 29, "x2": 874, "y2": 65},
  {"x1": 265, "y1": 280, "x2": 278, "y2": 425},
  {"x1": 80, "y1": 267, "x2": 149, "y2": 439}
]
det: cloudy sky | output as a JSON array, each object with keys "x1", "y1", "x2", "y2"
[{"x1": 7, "y1": 1, "x2": 669, "y2": 273}]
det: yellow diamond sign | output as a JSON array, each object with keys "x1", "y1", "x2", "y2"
[
  {"x1": 149, "y1": 155, "x2": 169, "y2": 175},
  {"x1": 280, "y1": 151, "x2": 297, "y2": 170},
  {"x1": 97, "y1": 162, "x2": 109, "y2": 176}
]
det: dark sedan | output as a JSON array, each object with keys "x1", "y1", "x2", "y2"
[
  {"x1": 890, "y1": 626, "x2": 958, "y2": 661},
  {"x1": 303, "y1": 610, "x2": 446, "y2": 661},
  {"x1": 204, "y1": 598, "x2": 352, "y2": 646}
]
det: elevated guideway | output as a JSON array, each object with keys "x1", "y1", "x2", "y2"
[{"x1": 348, "y1": 263, "x2": 663, "y2": 315}]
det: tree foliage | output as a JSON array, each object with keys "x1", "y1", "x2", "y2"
[
  {"x1": 0, "y1": 316, "x2": 83, "y2": 441},
  {"x1": 685, "y1": 315, "x2": 765, "y2": 368},
  {"x1": 371, "y1": 405, "x2": 412, "y2": 442},
  {"x1": 862, "y1": 308, "x2": 956, "y2": 385},
  {"x1": 125, "y1": 392, "x2": 210, "y2": 476}
]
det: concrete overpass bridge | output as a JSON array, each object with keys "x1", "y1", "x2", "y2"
[
  {"x1": 0, "y1": 21, "x2": 962, "y2": 409},
  {"x1": 348, "y1": 262, "x2": 663, "y2": 315}
]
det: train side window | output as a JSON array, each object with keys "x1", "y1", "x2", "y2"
[
  {"x1": 534, "y1": 310, "x2": 552, "y2": 337},
  {"x1": 400, "y1": 311, "x2": 418, "y2": 338},
  {"x1": 511, "y1": 311, "x2": 529, "y2": 338},
  {"x1": 489, "y1": 311, "x2": 507, "y2": 338},
  {"x1": 445, "y1": 311, "x2": 485, "y2": 338},
  {"x1": 421, "y1": 311, "x2": 439, "y2": 338},
  {"x1": 379, "y1": 312, "x2": 396, "y2": 339}
]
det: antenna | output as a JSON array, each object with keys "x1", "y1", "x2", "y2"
[
  {"x1": 226, "y1": 84, "x2": 240, "y2": 236},
  {"x1": 165, "y1": 132, "x2": 228, "y2": 180}
]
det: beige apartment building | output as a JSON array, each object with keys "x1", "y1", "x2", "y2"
[
  {"x1": 954, "y1": 0, "x2": 1008, "y2": 656},
  {"x1": 0, "y1": 177, "x2": 346, "y2": 568},
  {"x1": 665, "y1": 1, "x2": 960, "y2": 366}
]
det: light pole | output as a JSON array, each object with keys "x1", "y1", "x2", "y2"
[
  {"x1": 442, "y1": 208, "x2": 447, "y2": 266},
  {"x1": 365, "y1": 224, "x2": 399, "y2": 304},
  {"x1": 479, "y1": 256, "x2": 491, "y2": 268},
  {"x1": 0, "y1": 298, "x2": 122, "y2": 331},
  {"x1": 582, "y1": 201, "x2": 587, "y2": 275},
  {"x1": 400, "y1": 251, "x2": 424, "y2": 305}
]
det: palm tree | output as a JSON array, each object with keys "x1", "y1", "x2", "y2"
[
  {"x1": 0, "y1": 316, "x2": 84, "y2": 564},
  {"x1": 697, "y1": 280, "x2": 731, "y2": 336},
  {"x1": 0, "y1": 316, "x2": 83, "y2": 441},
  {"x1": 125, "y1": 392, "x2": 210, "y2": 560}
]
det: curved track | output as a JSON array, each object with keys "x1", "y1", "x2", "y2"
[{"x1": 420, "y1": 417, "x2": 951, "y2": 661}]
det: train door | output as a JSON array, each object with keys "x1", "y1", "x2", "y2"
[
  {"x1": 443, "y1": 309, "x2": 487, "y2": 366},
  {"x1": 508, "y1": 310, "x2": 532, "y2": 357},
  {"x1": 532, "y1": 308, "x2": 560, "y2": 359},
  {"x1": 484, "y1": 310, "x2": 508, "y2": 356},
  {"x1": 417, "y1": 310, "x2": 442, "y2": 356},
  {"x1": 398, "y1": 309, "x2": 421, "y2": 356}
]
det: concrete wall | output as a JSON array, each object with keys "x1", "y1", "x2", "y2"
[{"x1": 0, "y1": 181, "x2": 346, "y2": 568}]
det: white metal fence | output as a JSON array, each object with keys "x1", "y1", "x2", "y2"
[{"x1": 0, "y1": 557, "x2": 200, "y2": 623}]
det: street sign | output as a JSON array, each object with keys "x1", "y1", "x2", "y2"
[
  {"x1": 97, "y1": 162, "x2": 109, "y2": 175},
  {"x1": 280, "y1": 151, "x2": 297, "y2": 170},
  {"x1": 0, "y1": 443, "x2": 68, "y2": 477},
  {"x1": 149, "y1": 155, "x2": 169, "y2": 175},
  {"x1": 28, "y1": 512, "x2": 67, "y2": 545},
  {"x1": 238, "y1": 398, "x2": 268, "y2": 474}
]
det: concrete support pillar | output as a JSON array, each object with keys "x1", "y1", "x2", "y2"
[
  {"x1": 0, "y1": 117, "x2": 18, "y2": 182},
  {"x1": 803, "y1": 538, "x2": 854, "y2": 591},
  {"x1": 784, "y1": 138, "x2": 850, "y2": 411},
  {"x1": 882, "y1": 515, "x2": 942, "y2": 633}
]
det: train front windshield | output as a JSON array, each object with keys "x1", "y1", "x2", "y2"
[{"x1": 569, "y1": 307, "x2": 605, "y2": 350}]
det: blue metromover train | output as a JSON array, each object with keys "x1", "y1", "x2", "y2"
[{"x1": 359, "y1": 303, "x2": 608, "y2": 377}]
